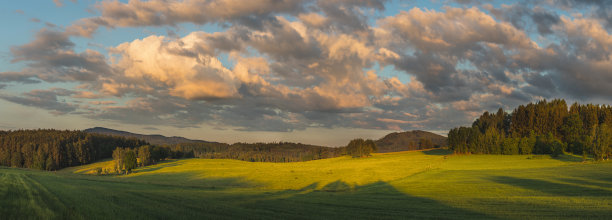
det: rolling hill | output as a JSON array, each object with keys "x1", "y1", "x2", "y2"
[
  {"x1": 84, "y1": 127, "x2": 214, "y2": 145},
  {"x1": 375, "y1": 130, "x2": 447, "y2": 153},
  {"x1": 4, "y1": 150, "x2": 611, "y2": 219}
]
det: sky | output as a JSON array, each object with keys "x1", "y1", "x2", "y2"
[{"x1": 1, "y1": 0, "x2": 612, "y2": 146}]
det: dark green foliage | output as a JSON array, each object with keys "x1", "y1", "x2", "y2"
[
  {"x1": 518, "y1": 132, "x2": 536, "y2": 155},
  {"x1": 0, "y1": 129, "x2": 146, "y2": 170},
  {"x1": 448, "y1": 99, "x2": 612, "y2": 159},
  {"x1": 151, "y1": 146, "x2": 170, "y2": 162},
  {"x1": 594, "y1": 124, "x2": 612, "y2": 161},
  {"x1": 418, "y1": 138, "x2": 433, "y2": 150},
  {"x1": 502, "y1": 138, "x2": 519, "y2": 155},
  {"x1": 166, "y1": 142, "x2": 345, "y2": 162},
  {"x1": 345, "y1": 139, "x2": 377, "y2": 157}
]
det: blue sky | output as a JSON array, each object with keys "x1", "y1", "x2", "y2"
[{"x1": 1, "y1": 0, "x2": 611, "y2": 146}]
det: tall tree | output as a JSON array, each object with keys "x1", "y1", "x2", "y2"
[
  {"x1": 124, "y1": 150, "x2": 137, "y2": 173},
  {"x1": 594, "y1": 124, "x2": 611, "y2": 161}
]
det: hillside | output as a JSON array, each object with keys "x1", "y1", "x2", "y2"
[
  {"x1": 375, "y1": 130, "x2": 447, "y2": 153},
  {"x1": 84, "y1": 127, "x2": 214, "y2": 145},
  {"x1": 4, "y1": 150, "x2": 611, "y2": 219}
]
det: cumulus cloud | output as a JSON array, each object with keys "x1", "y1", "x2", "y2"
[
  {"x1": 3, "y1": 0, "x2": 612, "y2": 133},
  {"x1": 377, "y1": 7, "x2": 536, "y2": 102},
  {"x1": 7, "y1": 29, "x2": 112, "y2": 83},
  {"x1": 109, "y1": 34, "x2": 241, "y2": 100}
]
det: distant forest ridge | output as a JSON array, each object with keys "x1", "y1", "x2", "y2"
[
  {"x1": 375, "y1": 130, "x2": 446, "y2": 153},
  {"x1": 84, "y1": 127, "x2": 214, "y2": 145},
  {"x1": 1, "y1": 127, "x2": 445, "y2": 170}
]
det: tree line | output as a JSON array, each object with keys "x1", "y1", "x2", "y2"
[
  {"x1": 0, "y1": 129, "x2": 146, "y2": 170},
  {"x1": 1, "y1": 130, "x2": 381, "y2": 172},
  {"x1": 448, "y1": 99, "x2": 612, "y2": 160},
  {"x1": 162, "y1": 142, "x2": 348, "y2": 162}
]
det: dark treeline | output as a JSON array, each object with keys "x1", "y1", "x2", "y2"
[
  {"x1": 1, "y1": 129, "x2": 378, "y2": 172},
  {"x1": 448, "y1": 99, "x2": 612, "y2": 160},
  {"x1": 0, "y1": 129, "x2": 146, "y2": 170},
  {"x1": 166, "y1": 142, "x2": 347, "y2": 162}
]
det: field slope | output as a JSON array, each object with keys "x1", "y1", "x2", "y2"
[{"x1": 2, "y1": 150, "x2": 612, "y2": 219}]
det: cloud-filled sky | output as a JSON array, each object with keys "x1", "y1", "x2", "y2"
[{"x1": 1, "y1": 0, "x2": 611, "y2": 146}]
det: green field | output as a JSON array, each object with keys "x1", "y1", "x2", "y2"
[{"x1": 1, "y1": 149, "x2": 612, "y2": 219}]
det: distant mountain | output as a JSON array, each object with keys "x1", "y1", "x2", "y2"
[
  {"x1": 84, "y1": 127, "x2": 214, "y2": 145},
  {"x1": 375, "y1": 130, "x2": 447, "y2": 153}
]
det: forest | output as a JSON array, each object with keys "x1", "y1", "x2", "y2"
[
  {"x1": 0, "y1": 129, "x2": 146, "y2": 170},
  {"x1": 168, "y1": 142, "x2": 347, "y2": 162},
  {"x1": 0, "y1": 128, "x2": 380, "y2": 171},
  {"x1": 448, "y1": 99, "x2": 612, "y2": 160}
]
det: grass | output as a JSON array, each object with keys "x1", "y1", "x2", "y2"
[{"x1": 2, "y1": 149, "x2": 612, "y2": 219}]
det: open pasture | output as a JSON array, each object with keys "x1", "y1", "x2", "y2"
[{"x1": 2, "y1": 149, "x2": 611, "y2": 219}]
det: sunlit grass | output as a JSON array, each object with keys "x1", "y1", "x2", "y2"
[{"x1": 2, "y1": 149, "x2": 611, "y2": 219}]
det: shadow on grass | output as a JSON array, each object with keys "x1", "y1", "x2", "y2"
[
  {"x1": 552, "y1": 153, "x2": 585, "y2": 162},
  {"x1": 134, "y1": 160, "x2": 184, "y2": 173},
  {"x1": 556, "y1": 177, "x2": 612, "y2": 189},
  {"x1": 245, "y1": 180, "x2": 499, "y2": 219},
  {"x1": 422, "y1": 148, "x2": 453, "y2": 155},
  {"x1": 319, "y1": 180, "x2": 351, "y2": 192},
  {"x1": 490, "y1": 176, "x2": 612, "y2": 197}
]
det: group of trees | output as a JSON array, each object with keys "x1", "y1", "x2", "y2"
[
  {"x1": 111, "y1": 145, "x2": 165, "y2": 174},
  {"x1": 345, "y1": 139, "x2": 377, "y2": 157},
  {"x1": 0, "y1": 129, "x2": 146, "y2": 170},
  {"x1": 448, "y1": 99, "x2": 612, "y2": 160}
]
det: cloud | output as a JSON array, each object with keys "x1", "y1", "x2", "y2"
[
  {"x1": 52, "y1": 0, "x2": 77, "y2": 7},
  {"x1": 550, "y1": 0, "x2": 612, "y2": 30},
  {"x1": 109, "y1": 34, "x2": 241, "y2": 100},
  {"x1": 486, "y1": 3, "x2": 560, "y2": 35},
  {"x1": 0, "y1": 72, "x2": 40, "y2": 84},
  {"x1": 7, "y1": 29, "x2": 112, "y2": 83},
  {"x1": 377, "y1": 7, "x2": 536, "y2": 102},
  {"x1": 66, "y1": 0, "x2": 308, "y2": 37},
  {"x1": 1, "y1": 88, "x2": 77, "y2": 115},
  {"x1": 53, "y1": 0, "x2": 63, "y2": 7},
  {"x1": 3, "y1": 1, "x2": 612, "y2": 134}
]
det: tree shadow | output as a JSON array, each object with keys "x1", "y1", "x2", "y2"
[
  {"x1": 422, "y1": 148, "x2": 453, "y2": 155},
  {"x1": 319, "y1": 180, "x2": 351, "y2": 192},
  {"x1": 552, "y1": 153, "x2": 584, "y2": 162},
  {"x1": 243, "y1": 181, "x2": 499, "y2": 219},
  {"x1": 120, "y1": 170, "x2": 259, "y2": 189},
  {"x1": 556, "y1": 177, "x2": 612, "y2": 189},
  {"x1": 489, "y1": 176, "x2": 612, "y2": 197},
  {"x1": 133, "y1": 160, "x2": 184, "y2": 173}
]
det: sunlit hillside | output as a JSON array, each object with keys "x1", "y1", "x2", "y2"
[
  {"x1": 4, "y1": 150, "x2": 610, "y2": 219},
  {"x1": 71, "y1": 149, "x2": 577, "y2": 191}
]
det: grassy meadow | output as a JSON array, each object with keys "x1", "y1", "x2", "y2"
[{"x1": 2, "y1": 149, "x2": 612, "y2": 219}]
